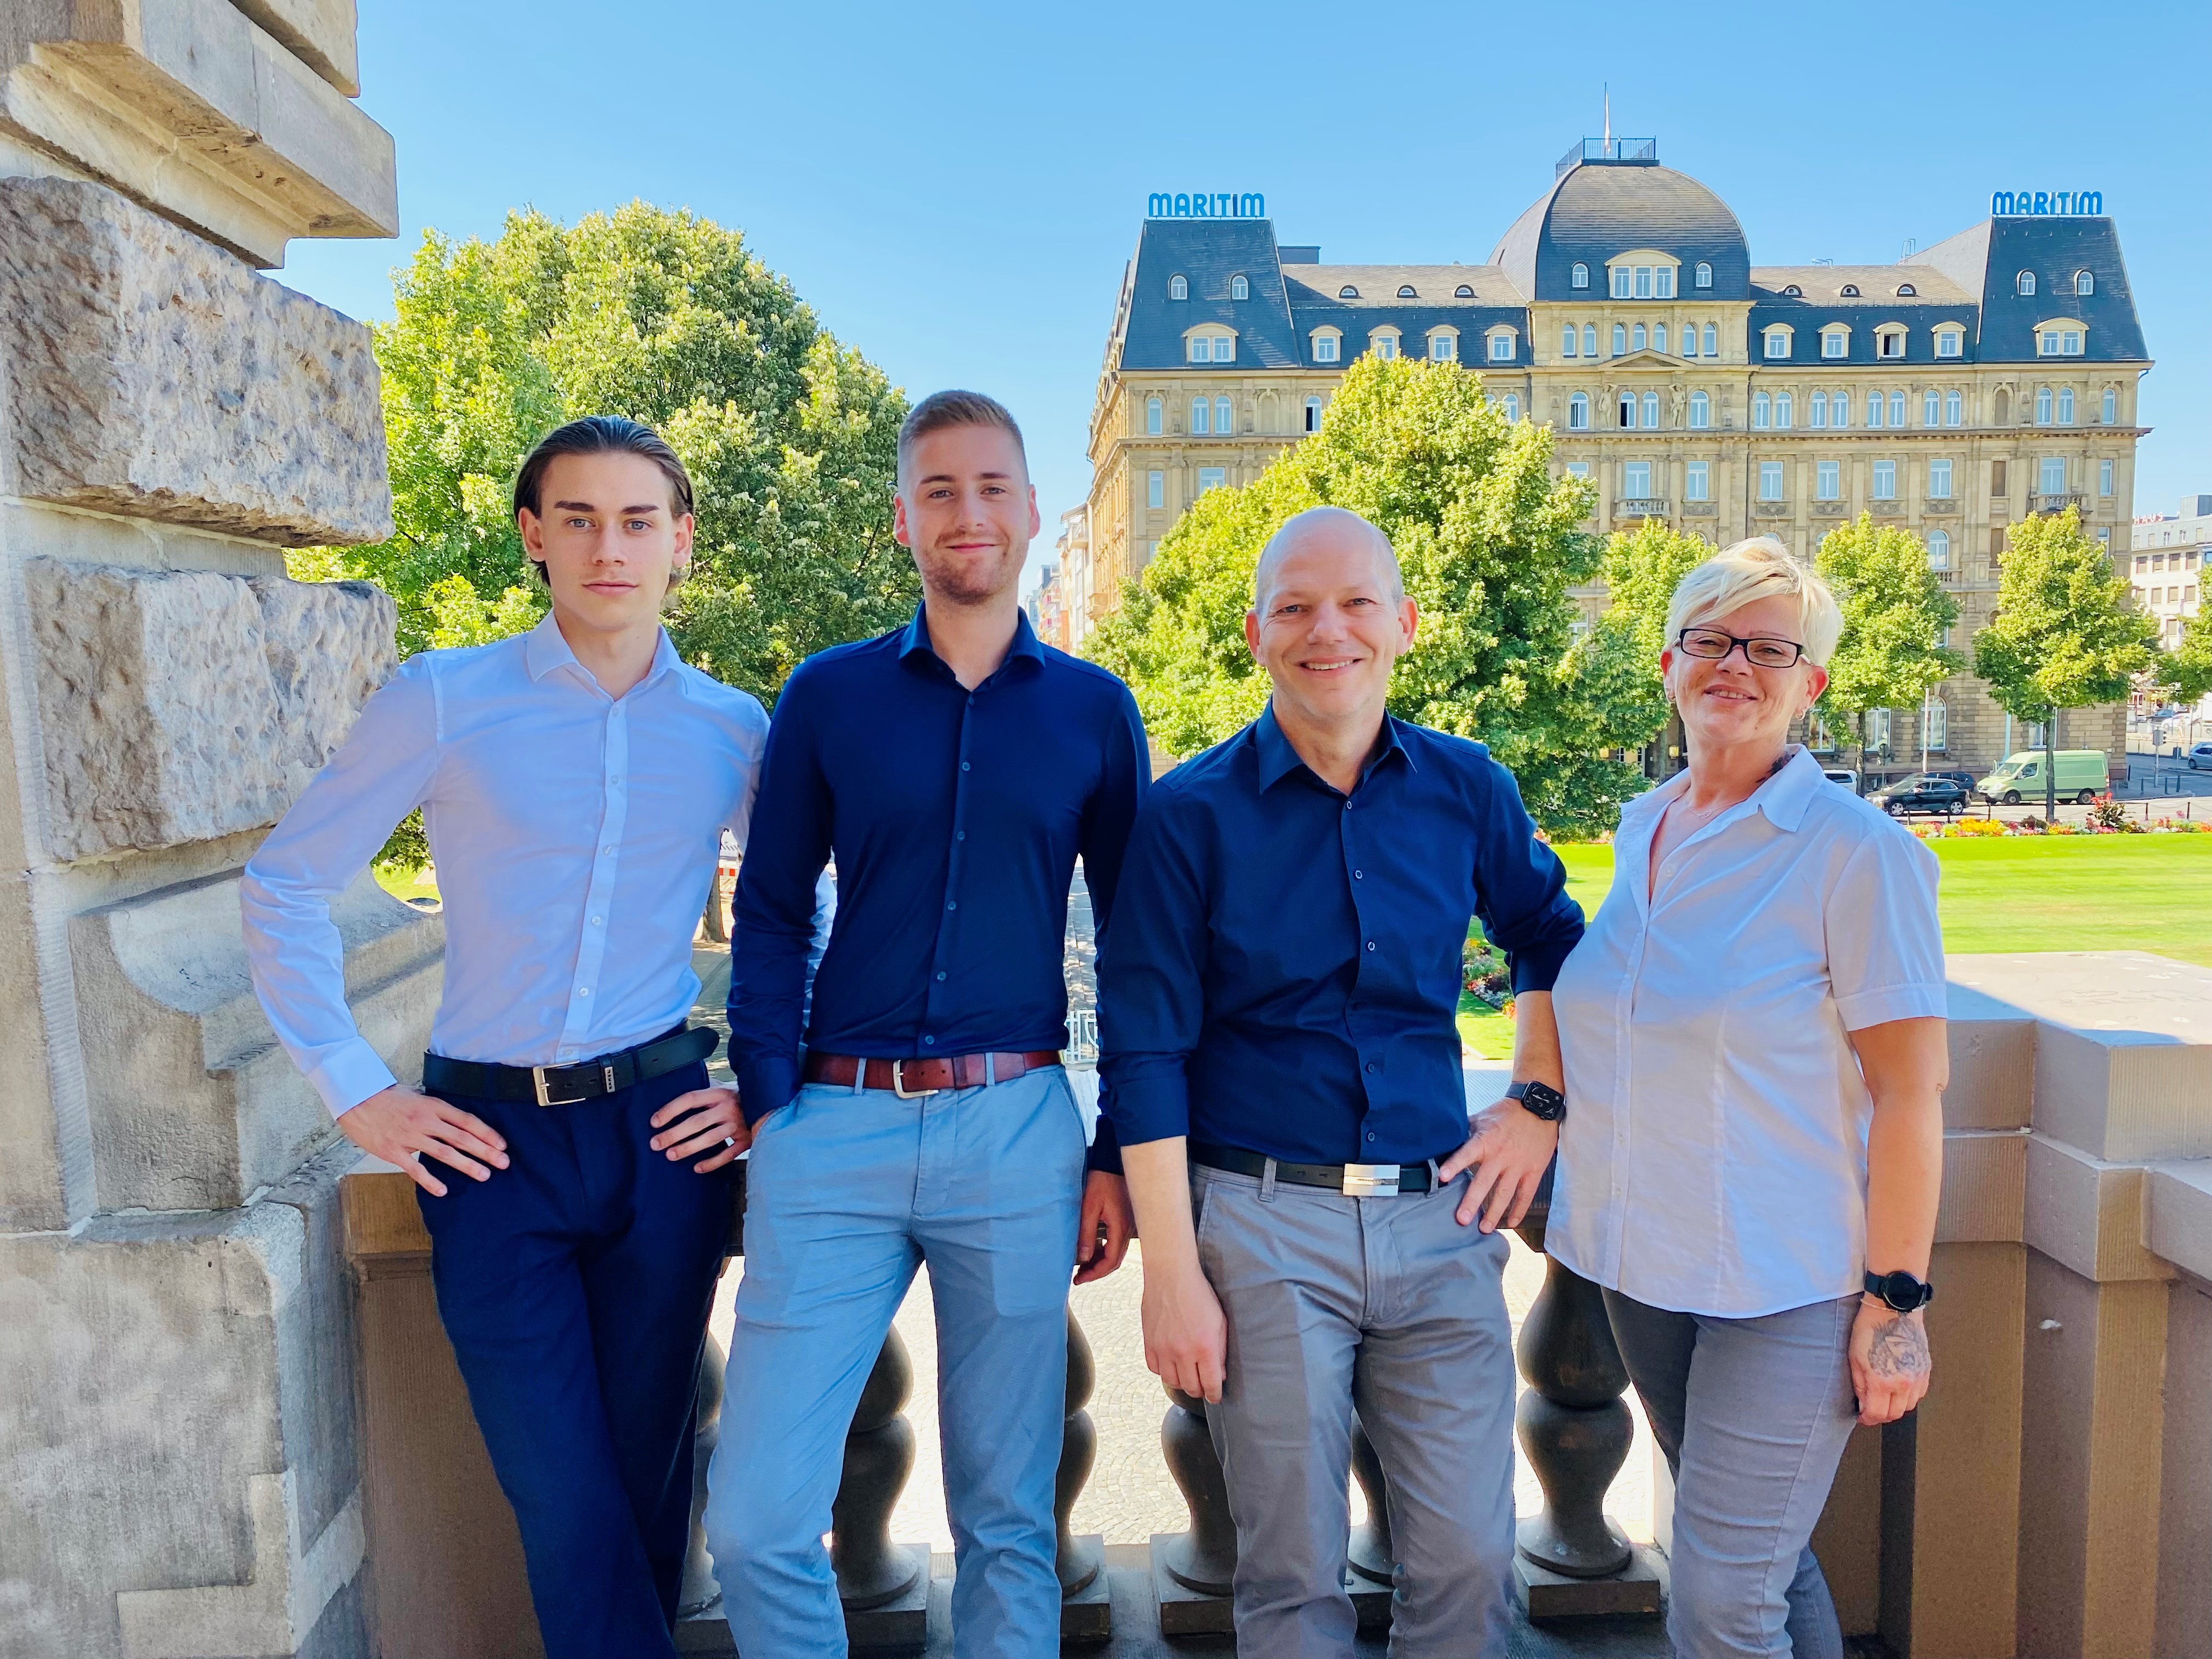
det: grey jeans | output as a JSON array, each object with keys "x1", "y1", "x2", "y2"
[
  {"x1": 1601, "y1": 1289, "x2": 1860, "y2": 1659},
  {"x1": 1194, "y1": 1163, "x2": 1517, "y2": 1658}
]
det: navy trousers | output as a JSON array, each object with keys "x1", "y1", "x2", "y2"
[{"x1": 416, "y1": 1059, "x2": 735, "y2": 1659}]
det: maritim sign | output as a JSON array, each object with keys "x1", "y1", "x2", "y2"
[
  {"x1": 1148, "y1": 191, "x2": 1265, "y2": 219},
  {"x1": 1991, "y1": 189, "x2": 2103, "y2": 217}
]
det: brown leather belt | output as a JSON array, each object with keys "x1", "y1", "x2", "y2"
[{"x1": 802, "y1": 1050, "x2": 1062, "y2": 1096}]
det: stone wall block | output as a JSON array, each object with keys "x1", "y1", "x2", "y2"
[
  {"x1": 70, "y1": 867, "x2": 441, "y2": 1212},
  {"x1": 0, "y1": 177, "x2": 393, "y2": 543},
  {"x1": 28, "y1": 560, "x2": 394, "y2": 861},
  {"x1": 227, "y1": 0, "x2": 362, "y2": 99}
]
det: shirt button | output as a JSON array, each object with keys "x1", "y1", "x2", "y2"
[
  {"x1": 947, "y1": 900, "x2": 958, "y2": 911},
  {"x1": 1364, "y1": 1061, "x2": 1378, "y2": 1075},
  {"x1": 578, "y1": 987, "x2": 591, "y2": 997},
  {"x1": 961, "y1": 761, "x2": 971, "y2": 771},
  {"x1": 935, "y1": 970, "x2": 947, "y2": 982},
  {"x1": 591, "y1": 916, "x2": 603, "y2": 926},
  {"x1": 1365, "y1": 1132, "x2": 1376, "y2": 1143},
  {"x1": 956, "y1": 830, "x2": 966, "y2": 841},
  {"x1": 923, "y1": 1035, "x2": 936, "y2": 1046},
  {"x1": 1365, "y1": 940, "x2": 1378, "y2": 952},
  {"x1": 1353, "y1": 870, "x2": 1364, "y2": 879}
]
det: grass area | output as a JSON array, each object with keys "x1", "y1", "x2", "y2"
[
  {"x1": 374, "y1": 864, "x2": 440, "y2": 906},
  {"x1": 1530, "y1": 834, "x2": 2212, "y2": 970}
]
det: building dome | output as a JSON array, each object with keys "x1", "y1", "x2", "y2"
[{"x1": 1491, "y1": 157, "x2": 1751, "y2": 302}]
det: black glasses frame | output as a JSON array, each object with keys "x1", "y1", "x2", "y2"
[{"x1": 1673, "y1": 627, "x2": 1808, "y2": 669}]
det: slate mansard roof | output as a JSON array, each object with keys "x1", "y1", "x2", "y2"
[{"x1": 1111, "y1": 151, "x2": 2146, "y2": 375}]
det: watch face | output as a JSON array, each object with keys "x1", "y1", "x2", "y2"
[{"x1": 1513, "y1": 1081, "x2": 1566, "y2": 1121}]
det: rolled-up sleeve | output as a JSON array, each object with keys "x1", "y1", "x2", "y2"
[
  {"x1": 1096, "y1": 791, "x2": 1207, "y2": 1148},
  {"x1": 1471, "y1": 759, "x2": 1585, "y2": 993},
  {"x1": 1826, "y1": 826, "x2": 1946, "y2": 1030}
]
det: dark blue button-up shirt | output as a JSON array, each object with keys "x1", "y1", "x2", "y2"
[
  {"x1": 728, "y1": 606, "x2": 1148, "y2": 1166},
  {"x1": 1098, "y1": 706, "x2": 1583, "y2": 1166}
]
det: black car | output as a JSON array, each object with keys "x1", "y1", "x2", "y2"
[
  {"x1": 1869, "y1": 775, "x2": 1970, "y2": 816},
  {"x1": 1921, "y1": 769, "x2": 1978, "y2": 792}
]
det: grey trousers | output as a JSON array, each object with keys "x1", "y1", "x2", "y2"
[
  {"x1": 1194, "y1": 1163, "x2": 1517, "y2": 1658},
  {"x1": 1601, "y1": 1289, "x2": 1860, "y2": 1659}
]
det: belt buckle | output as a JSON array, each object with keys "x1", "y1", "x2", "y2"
[
  {"x1": 532, "y1": 1065, "x2": 589, "y2": 1108},
  {"x1": 890, "y1": 1059, "x2": 939, "y2": 1100},
  {"x1": 1341, "y1": 1163, "x2": 1401, "y2": 1198}
]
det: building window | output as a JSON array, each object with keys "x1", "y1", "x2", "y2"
[
  {"x1": 1643, "y1": 391, "x2": 1661, "y2": 428},
  {"x1": 1429, "y1": 329, "x2": 1457, "y2": 362},
  {"x1": 1638, "y1": 266, "x2": 1657, "y2": 298},
  {"x1": 1619, "y1": 393, "x2": 1638, "y2": 430},
  {"x1": 2035, "y1": 386, "x2": 2052, "y2": 424},
  {"x1": 1456, "y1": 284, "x2": 1475, "y2": 298},
  {"x1": 1702, "y1": 323, "x2": 1717, "y2": 356},
  {"x1": 1924, "y1": 699, "x2": 1948, "y2": 749},
  {"x1": 1398, "y1": 284, "x2": 1418, "y2": 298},
  {"x1": 1568, "y1": 393, "x2": 1590, "y2": 430},
  {"x1": 1777, "y1": 392, "x2": 1795, "y2": 429},
  {"x1": 1753, "y1": 391, "x2": 1771, "y2": 429},
  {"x1": 2099, "y1": 458, "x2": 2114, "y2": 496},
  {"x1": 2101, "y1": 386, "x2": 2118, "y2": 424},
  {"x1": 1898, "y1": 283, "x2": 1917, "y2": 297},
  {"x1": 1889, "y1": 391, "x2": 1906, "y2": 427},
  {"x1": 1928, "y1": 530, "x2": 1950, "y2": 571},
  {"x1": 1612, "y1": 266, "x2": 1632, "y2": 298},
  {"x1": 1198, "y1": 466, "x2": 1226, "y2": 494},
  {"x1": 1612, "y1": 323, "x2": 1627, "y2": 356},
  {"x1": 1659, "y1": 266, "x2": 1678, "y2": 297},
  {"x1": 2039, "y1": 457, "x2": 2067, "y2": 495},
  {"x1": 1810, "y1": 391, "x2": 1828, "y2": 428},
  {"x1": 1689, "y1": 390, "x2": 1711, "y2": 429},
  {"x1": 1170, "y1": 274, "x2": 1188, "y2": 300},
  {"x1": 1147, "y1": 470, "x2": 1165, "y2": 510},
  {"x1": 1339, "y1": 284, "x2": 1359, "y2": 298},
  {"x1": 1695, "y1": 262, "x2": 1713, "y2": 288},
  {"x1": 1679, "y1": 325, "x2": 1696, "y2": 358},
  {"x1": 1502, "y1": 393, "x2": 1521, "y2": 421},
  {"x1": 1831, "y1": 390, "x2": 1849, "y2": 429},
  {"x1": 1764, "y1": 326, "x2": 1791, "y2": 358},
  {"x1": 2039, "y1": 328, "x2": 2086, "y2": 357},
  {"x1": 1372, "y1": 331, "x2": 1398, "y2": 360},
  {"x1": 1865, "y1": 390, "x2": 1883, "y2": 430},
  {"x1": 1624, "y1": 461, "x2": 1652, "y2": 498},
  {"x1": 1216, "y1": 394, "x2": 1234, "y2": 433},
  {"x1": 1929, "y1": 459, "x2": 1953, "y2": 498},
  {"x1": 1686, "y1": 461, "x2": 1709, "y2": 500},
  {"x1": 1921, "y1": 390, "x2": 1938, "y2": 427},
  {"x1": 1584, "y1": 324, "x2": 1599, "y2": 357},
  {"x1": 1822, "y1": 328, "x2": 1848, "y2": 359},
  {"x1": 1936, "y1": 328, "x2": 1962, "y2": 358},
  {"x1": 1816, "y1": 460, "x2": 1840, "y2": 500},
  {"x1": 1215, "y1": 336, "x2": 1235, "y2": 362},
  {"x1": 1566, "y1": 460, "x2": 1592, "y2": 484},
  {"x1": 1633, "y1": 323, "x2": 1647, "y2": 351},
  {"x1": 2017, "y1": 270, "x2": 2036, "y2": 296},
  {"x1": 1312, "y1": 330, "x2": 1340, "y2": 362},
  {"x1": 1571, "y1": 262, "x2": 1590, "y2": 289},
  {"x1": 1304, "y1": 394, "x2": 1324, "y2": 433},
  {"x1": 1231, "y1": 274, "x2": 1249, "y2": 300},
  {"x1": 1146, "y1": 395, "x2": 1163, "y2": 436},
  {"x1": 1759, "y1": 461, "x2": 1785, "y2": 500},
  {"x1": 2074, "y1": 270, "x2": 2095, "y2": 295},
  {"x1": 1489, "y1": 331, "x2": 1514, "y2": 362},
  {"x1": 1873, "y1": 459, "x2": 1897, "y2": 500},
  {"x1": 1189, "y1": 397, "x2": 1210, "y2": 435},
  {"x1": 1188, "y1": 336, "x2": 1209, "y2": 364},
  {"x1": 2059, "y1": 387, "x2": 2076, "y2": 424},
  {"x1": 1782, "y1": 284, "x2": 1803, "y2": 296},
  {"x1": 1877, "y1": 329, "x2": 1906, "y2": 359},
  {"x1": 1654, "y1": 323, "x2": 1668, "y2": 353},
  {"x1": 1945, "y1": 390, "x2": 1962, "y2": 426},
  {"x1": 1561, "y1": 324, "x2": 1578, "y2": 358},
  {"x1": 1840, "y1": 284, "x2": 1860, "y2": 297}
]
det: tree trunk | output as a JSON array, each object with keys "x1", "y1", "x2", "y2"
[{"x1": 2044, "y1": 708, "x2": 2059, "y2": 823}]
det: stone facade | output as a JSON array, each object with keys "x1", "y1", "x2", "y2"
[{"x1": 0, "y1": 9, "x2": 418, "y2": 1658}]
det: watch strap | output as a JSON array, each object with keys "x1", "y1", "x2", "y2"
[{"x1": 1864, "y1": 1269, "x2": 1934, "y2": 1312}]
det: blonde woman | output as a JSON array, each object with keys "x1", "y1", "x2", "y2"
[{"x1": 1550, "y1": 538, "x2": 1946, "y2": 1659}]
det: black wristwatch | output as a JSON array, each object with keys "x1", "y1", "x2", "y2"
[
  {"x1": 1506, "y1": 1080, "x2": 1566, "y2": 1122},
  {"x1": 1864, "y1": 1269, "x2": 1934, "y2": 1313}
]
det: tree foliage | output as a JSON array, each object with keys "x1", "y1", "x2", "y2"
[
  {"x1": 1973, "y1": 509, "x2": 2156, "y2": 721},
  {"x1": 307, "y1": 202, "x2": 914, "y2": 697},
  {"x1": 1814, "y1": 514, "x2": 1962, "y2": 756},
  {"x1": 1569, "y1": 517, "x2": 1714, "y2": 758},
  {"x1": 1082, "y1": 357, "x2": 1646, "y2": 838},
  {"x1": 2158, "y1": 608, "x2": 2212, "y2": 708}
]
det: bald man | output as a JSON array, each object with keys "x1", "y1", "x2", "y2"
[{"x1": 1097, "y1": 506, "x2": 1585, "y2": 1655}]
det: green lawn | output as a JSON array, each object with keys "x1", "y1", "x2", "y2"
[{"x1": 374, "y1": 865, "x2": 440, "y2": 906}]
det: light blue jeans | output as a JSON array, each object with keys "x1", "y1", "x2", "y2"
[{"x1": 706, "y1": 1066, "x2": 1086, "y2": 1658}]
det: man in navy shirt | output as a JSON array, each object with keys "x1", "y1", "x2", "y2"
[
  {"x1": 708, "y1": 391, "x2": 1147, "y2": 1657},
  {"x1": 1099, "y1": 506, "x2": 1584, "y2": 1657}
]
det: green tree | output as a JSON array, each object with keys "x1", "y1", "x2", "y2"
[
  {"x1": 2158, "y1": 608, "x2": 2212, "y2": 709},
  {"x1": 308, "y1": 202, "x2": 914, "y2": 692},
  {"x1": 1972, "y1": 508, "x2": 2156, "y2": 819},
  {"x1": 1814, "y1": 514, "x2": 1962, "y2": 769},
  {"x1": 1083, "y1": 356, "x2": 1644, "y2": 838},
  {"x1": 1569, "y1": 517, "x2": 1714, "y2": 770}
]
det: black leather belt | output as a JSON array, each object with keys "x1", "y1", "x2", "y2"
[
  {"x1": 1189, "y1": 1141, "x2": 1434, "y2": 1197},
  {"x1": 422, "y1": 1025, "x2": 717, "y2": 1107}
]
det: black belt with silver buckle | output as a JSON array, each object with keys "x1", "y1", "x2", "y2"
[
  {"x1": 1189, "y1": 1141, "x2": 1434, "y2": 1197},
  {"x1": 422, "y1": 1025, "x2": 718, "y2": 1107}
]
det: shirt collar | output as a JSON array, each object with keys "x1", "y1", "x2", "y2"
[
  {"x1": 1620, "y1": 745, "x2": 1822, "y2": 832},
  {"x1": 898, "y1": 603, "x2": 1046, "y2": 678},
  {"x1": 522, "y1": 611, "x2": 680, "y2": 693},
  {"x1": 1252, "y1": 702, "x2": 1413, "y2": 793}
]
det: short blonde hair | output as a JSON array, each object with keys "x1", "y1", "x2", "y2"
[{"x1": 1664, "y1": 536, "x2": 1844, "y2": 667}]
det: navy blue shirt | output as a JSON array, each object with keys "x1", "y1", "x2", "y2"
[
  {"x1": 1098, "y1": 706, "x2": 1583, "y2": 1166},
  {"x1": 727, "y1": 606, "x2": 1148, "y2": 1164}
]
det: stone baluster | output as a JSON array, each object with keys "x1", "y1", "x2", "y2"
[
  {"x1": 1513, "y1": 1189, "x2": 1661, "y2": 1618},
  {"x1": 679, "y1": 1330, "x2": 729, "y2": 1617},
  {"x1": 1056, "y1": 1307, "x2": 1111, "y2": 1638},
  {"x1": 1150, "y1": 1384, "x2": 1238, "y2": 1632},
  {"x1": 831, "y1": 1329, "x2": 927, "y2": 1623}
]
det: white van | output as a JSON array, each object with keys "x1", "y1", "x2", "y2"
[{"x1": 1976, "y1": 750, "x2": 2111, "y2": 805}]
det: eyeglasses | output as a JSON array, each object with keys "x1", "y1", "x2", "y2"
[{"x1": 1674, "y1": 627, "x2": 1808, "y2": 669}]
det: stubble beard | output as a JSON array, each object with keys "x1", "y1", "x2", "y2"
[{"x1": 919, "y1": 541, "x2": 1023, "y2": 608}]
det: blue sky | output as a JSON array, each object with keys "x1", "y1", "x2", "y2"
[{"x1": 281, "y1": 0, "x2": 2212, "y2": 591}]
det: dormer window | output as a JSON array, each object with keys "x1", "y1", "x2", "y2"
[
  {"x1": 1486, "y1": 325, "x2": 1517, "y2": 362},
  {"x1": 1339, "y1": 284, "x2": 1359, "y2": 299},
  {"x1": 1694, "y1": 262, "x2": 1712, "y2": 287},
  {"x1": 1398, "y1": 284, "x2": 1418, "y2": 298},
  {"x1": 1169, "y1": 274, "x2": 1188, "y2": 300},
  {"x1": 1935, "y1": 327, "x2": 1963, "y2": 358},
  {"x1": 1311, "y1": 326, "x2": 1342, "y2": 363},
  {"x1": 1840, "y1": 284, "x2": 1860, "y2": 297},
  {"x1": 1231, "y1": 274, "x2": 1250, "y2": 300},
  {"x1": 2017, "y1": 270, "x2": 2036, "y2": 296},
  {"x1": 1427, "y1": 327, "x2": 1458, "y2": 362},
  {"x1": 1455, "y1": 284, "x2": 1475, "y2": 298},
  {"x1": 1875, "y1": 324, "x2": 1908, "y2": 360},
  {"x1": 1369, "y1": 328, "x2": 1400, "y2": 360},
  {"x1": 1763, "y1": 324, "x2": 1793, "y2": 359},
  {"x1": 1571, "y1": 262, "x2": 1590, "y2": 289},
  {"x1": 2074, "y1": 270, "x2": 2095, "y2": 295},
  {"x1": 1186, "y1": 325, "x2": 1237, "y2": 363},
  {"x1": 1821, "y1": 324, "x2": 1850, "y2": 358},
  {"x1": 1781, "y1": 284, "x2": 1803, "y2": 297},
  {"x1": 1897, "y1": 283, "x2": 1917, "y2": 296}
]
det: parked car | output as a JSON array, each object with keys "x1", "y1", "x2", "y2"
[
  {"x1": 1921, "y1": 769, "x2": 1978, "y2": 793},
  {"x1": 1976, "y1": 749, "x2": 2111, "y2": 806},
  {"x1": 1869, "y1": 775, "x2": 1971, "y2": 817},
  {"x1": 1820, "y1": 767, "x2": 1859, "y2": 791},
  {"x1": 2191, "y1": 743, "x2": 2212, "y2": 772}
]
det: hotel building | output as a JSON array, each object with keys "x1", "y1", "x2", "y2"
[{"x1": 1082, "y1": 140, "x2": 2149, "y2": 774}]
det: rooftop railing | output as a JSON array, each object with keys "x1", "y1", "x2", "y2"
[{"x1": 1558, "y1": 137, "x2": 1658, "y2": 176}]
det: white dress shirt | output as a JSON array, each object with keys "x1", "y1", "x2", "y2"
[
  {"x1": 1549, "y1": 747, "x2": 1945, "y2": 1318},
  {"x1": 242, "y1": 613, "x2": 773, "y2": 1116}
]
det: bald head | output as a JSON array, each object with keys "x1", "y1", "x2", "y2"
[{"x1": 1252, "y1": 506, "x2": 1403, "y2": 613}]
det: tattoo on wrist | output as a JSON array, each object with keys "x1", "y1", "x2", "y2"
[{"x1": 1866, "y1": 1312, "x2": 1931, "y2": 1380}]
